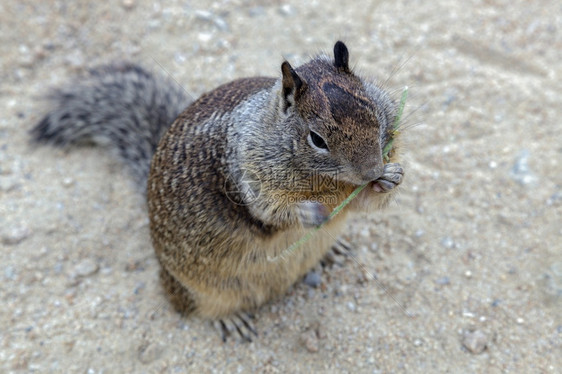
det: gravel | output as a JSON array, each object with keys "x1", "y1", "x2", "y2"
[{"x1": 1, "y1": 0, "x2": 560, "y2": 372}]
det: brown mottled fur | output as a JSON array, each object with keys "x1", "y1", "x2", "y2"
[{"x1": 148, "y1": 42, "x2": 403, "y2": 320}]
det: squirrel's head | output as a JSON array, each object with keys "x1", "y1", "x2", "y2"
[{"x1": 278, "y1": 41, "x2": 396, "y2": 187}]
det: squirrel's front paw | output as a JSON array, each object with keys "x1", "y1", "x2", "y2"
[
  {"x1": 296, "y1": 200, "x2": 331, "y2": 227},
  {"x1": 372, "y1": 163, "x2": 404, "y2": 193}
]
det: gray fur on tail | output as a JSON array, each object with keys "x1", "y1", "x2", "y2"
[{"x1": 31, "y1": 63, "x2": 191, "y2": 190}]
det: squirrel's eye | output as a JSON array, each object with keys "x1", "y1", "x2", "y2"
[{"x1": 308, "y1": 131, "x2": 329, "y2": 151}]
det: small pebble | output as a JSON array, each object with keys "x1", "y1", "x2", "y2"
[
  {"x1": 122, "y1": 0, "x2": 135, "y2": 9},
  {"x1": 4, "y1": 265, "x2": 16, "y2": 280},
  {"x1": 303, "y1": 271, "x2": 322, "y2": 288},
  {"x1": 198, "y1": 32, "x2": 213, "y2": 43},
  {"x1": 73, "y1": 258, "x2": 99, "y2": 277},
  {"x1": 435, "y1": 276, "x2": 450, "y2": 285},
  {"x1": 307, "y1": 288, "x2": 315, "y2": 299},
  {"x1": 461, "y1": 329, "x2": 488, "y2": 354},
  {"x1": 546, "y1": 191, "x2": 562, "y2": 206},
  {"x1": 1, "y1": 225, "x2": 31, "y2": 245},
  {"x1": 7, "y1": 99, "x2": 17, "y2": 108},
  {"x1": 510, "y1": 149, "x2": 537, "y2": 186},
  {"x1": 316, "y1": 325, "x2": 327, "y2": 340},
  {"x1": 441, "y1": 236, "x2": 455, "y2": 249},
  {"x1": 194, "y1": 10, "x2": 229, "y2": 31},
  {"x1": 62, "y1": 177, "x2": 75, "y2": 187},
  {"x1": 212, "y1": 17, "x2": 228, "y2": 32},
  {"x1": 138, "y1": 342, "x2": 163, "y2": 364},
  {"x1": 65, "y1": 50, "x2": 84, "y2": 68},
  {"x1": 300, "y1": 330, "x2": 319, "y2": 353},
  {"x1": 248, "y1": 6, "x2": 265, "y2": 17},
  {"x1": 279, "y1": 4, "x2": 295, "y2": 16},
  {"x1": 357, "y1": 269, "x2": 371, "y2": 284},
  {"x1": 0, "y1": 176, "x2": 19, "y2": 192}
]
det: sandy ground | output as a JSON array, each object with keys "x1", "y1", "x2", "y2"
[{"x1": 1, "y1": 0, "x2": 561, "y2": 372}]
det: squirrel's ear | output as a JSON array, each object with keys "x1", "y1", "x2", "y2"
[
  {"x1": 281, "y1": 61, "x2": 305, "y2": 109},
  {"x1": 334, "y1": 41, "x2": 350, "y2": 73}
]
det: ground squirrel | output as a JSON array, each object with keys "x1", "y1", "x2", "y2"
[{"x1": 32, "y1": 41, "x2": 404, "y2": 341}]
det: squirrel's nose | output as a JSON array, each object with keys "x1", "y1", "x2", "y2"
[{"x1": 359, "y1": 162, "x2": 384, "y2": 182}]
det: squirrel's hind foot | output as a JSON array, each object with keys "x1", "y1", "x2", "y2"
[
  {"x1": 321, "y1": 238, "x2": 353, "y2": 268},
  {"x1": 213, "y1": 312, "x2": 258, "y2": 343}
]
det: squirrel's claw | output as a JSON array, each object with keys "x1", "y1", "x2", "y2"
[
  {"x1": 214, "y1": 312, "x2": 258, "y2": 343},
  {"x1": 320, "y1": 238, "x2": 353, "y2": 267},
  {"x1": 372, "y1": 163, "x2": 404, "y2": 193}
]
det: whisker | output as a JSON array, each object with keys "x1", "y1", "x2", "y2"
[{"x1": 383, "y1": 52, "x2": 417, "y2": 87}]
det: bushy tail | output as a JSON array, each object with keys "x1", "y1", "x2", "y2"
[{"x1": 31, "y1": 63, "x2": 191, "y2": 190}]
